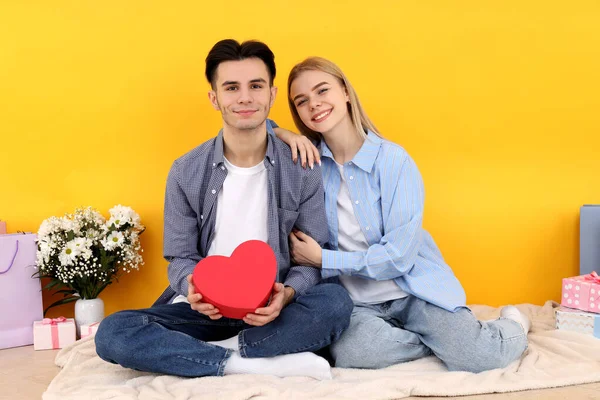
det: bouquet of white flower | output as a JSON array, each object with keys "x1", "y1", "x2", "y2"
[{"x1": 35, "y1": 205, "x2": 145, "y2": 314}]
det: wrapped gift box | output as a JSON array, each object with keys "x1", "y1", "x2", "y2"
[
  {"x1": 80, "y1": 322, "x2": 100, "y2": 339},
  {"x1": 561, "y1": 272, "x2": 600, "y2": 313},
  {"x1": 555, "y1": 306, "x2": 600, "y2": 339},
  {"x1": 33, "y1": 317, "x2": 76, "y2": 350}
]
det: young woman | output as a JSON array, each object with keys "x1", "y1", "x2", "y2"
[{"x1": 273, "y1": 57, "x2": 530, "y2": 372}]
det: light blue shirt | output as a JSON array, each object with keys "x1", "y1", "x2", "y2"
[{"x1": 319, "y1": 131, "x2": 467, "y2": 312}]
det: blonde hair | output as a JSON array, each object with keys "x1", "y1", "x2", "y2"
[{"x1": 287, "y1": 57, "x2": 382, "y2": 143}]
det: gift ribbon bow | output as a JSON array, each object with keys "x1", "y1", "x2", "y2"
[
  {"x1": 584, "y1": 271, "x2": 600, "y2": 284},
  {"x1": 42, "y1": 316, "x2": 67, "y2": 325},
  {"x1": 42, "y1": 316, "x2": 67, "y2": 349}
]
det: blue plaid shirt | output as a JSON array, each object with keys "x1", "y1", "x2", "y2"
[
  {"x1": 154, "y1": 124, "x2": 328, "y2": 305},
  {"x1": 319, "y1": 132, "x2": 467, "y2": 312}
]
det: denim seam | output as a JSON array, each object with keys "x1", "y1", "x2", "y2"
[
  {"x1": 173, "y1": 335, "x2": 232, "y2": 375},
  {"x1": 145, "y1": 316, "x2": 243, "y2": 327},
  {"x1": 239, "y1": 327, "x2": 340, "y2": 357},
  {"x1": 286, "y1": 327, "x2": 347, "y2": 354},
  {"x1": 287, "y1": 337, "x2": 330, "y2": 354},
  {"x1": 378, "y1": 337, "x2": 424, "y2": 347},
  {"x1": 497, "y1": 317, "x2": 529, "y2": 340},
  {"x1": 239, "y1": 329, "x2": 281, "y2": 357},
  {"x1": 176, "y1": 355, "x2": 220, "y2": 367},
  {"x1": 217, "y1": 349, "x2": 233, "y2": 376},
  {"x1": 495, "y1": 317, "x2": 529, "y2": 353},
  {"x1": 241, "y1": 329, "x2": 279, "y2": 348}
]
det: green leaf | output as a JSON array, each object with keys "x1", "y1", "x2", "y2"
[
  {"x1": 54, "y1": 289, "x2": 77, "y2": 297},
  {"x1": 43, "y1": 296, "x2": 79, "y2": 316},
  {"x1": 43, "y1": 280, "x2": 65, "y2": 291}
]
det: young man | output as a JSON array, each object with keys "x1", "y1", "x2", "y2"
[{"x1": 95, "y1": 39, "x2": 353, "y2": 380}]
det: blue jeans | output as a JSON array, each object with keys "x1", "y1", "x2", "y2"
[
  {"x1": 330, "y1": 295, "x2": 528, "y2": 373},
  {"x1": 95, "y1": 283, "x2": 353, "y2": 377}
]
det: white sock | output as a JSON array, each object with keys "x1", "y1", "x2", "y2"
[
  {"x1": 207, "y1": 335, "x2": 239, "y2": 351},
  {"x1": 500, "y1": 305, "x2": 531, "y2": 333},
  {"x1": 224, "y1": 351, "x2": 332, "y2": 380}
]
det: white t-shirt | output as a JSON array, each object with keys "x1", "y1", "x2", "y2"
[
  {"x1": 335, "y1": 162, "x2": 408, "y2": 304},
  {"x1": 172, "y1": 157, "x2": 269, "y2": 304}
]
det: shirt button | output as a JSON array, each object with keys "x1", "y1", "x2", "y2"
[
  {"x1": 366, "y1": 227, "x2": 370, "y2": 231},
  {"x1": 212, "y1": 163, "x2": 216, "y2": 167},
  {"x1": 349, "y1": 176, "x2": 354, "y2": 180},
  {"x1": 221, "y1": 166, "x2": 225, "y2": 170},
  {"x1": 355, "y1": 200, "x2": 359, "y2": 205},
  {"x1": 271, "y1": 160, "x2": 275, "y2": 164},
  {"x1": 200, "y1": 215, "x2": 204, "y2": 220},
  {"x1": 211, "y1": 189, "x2": 216, "y2": 194}
]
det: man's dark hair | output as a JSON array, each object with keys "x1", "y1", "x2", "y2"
[{"x1": 205, "y1": 39, "x2": 276, "y2": 89}]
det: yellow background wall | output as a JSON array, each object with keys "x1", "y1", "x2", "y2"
[{"x1": 1, "y1": 1, "x2": 599, "y2": 317}]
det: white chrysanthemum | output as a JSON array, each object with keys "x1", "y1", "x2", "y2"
[
  {"x1": 38, "y1": 240, "x2": 52, "y2": 263},
  {"x1": 102, "y1": 231, "x2": 125, "y2": 251},
  {"x1": 85, "y1": 229, "x2": 102, "y2": 240},
  {"x1": 107, "y1": 216, "x2": 126, "y2": 228},
  {"x1": 58, "y1": 217, "x2": 76, "y2": 233},
  {"x1": 72, "y1": 237, "x2": 93, "y2": 260},
  {"x1": 59, "y1": 241, "x2": 79, "y2": 266},
  {"x1": 83, "y1": 207, "x2": 106, "y2": 225},
  {"x1": 38, "y1": 216, "x2": 63, "y2": 239},
  {"x1": 108, "y1": 205, "x2": 142, "y2": 230}
]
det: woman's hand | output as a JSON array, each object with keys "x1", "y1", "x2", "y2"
[
  {"x1": 289, "y1": 230, "x2": 322, "y2": 268},
  {"x1": 273, "y1": 127, "x2": 320, "y2": 169}
]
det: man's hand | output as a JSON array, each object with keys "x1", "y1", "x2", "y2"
[
  {"x1": 186, "y1": 274, "x2": 222, "y2": 320},
  {"x1": 243, "y1": 283, "x2": 295, "y2": 327},
  {"x1": 289, "y1": 230, "x2": 323, "y2": 268},
  {"x1": 273, "y1": 127, "x2": 321, "y2": 169}
]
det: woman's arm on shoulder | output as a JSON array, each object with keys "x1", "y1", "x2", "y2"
[{"x1": 266, "y1": 119, "x2": 321, "y2": 168}]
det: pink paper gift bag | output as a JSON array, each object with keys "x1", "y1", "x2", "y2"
[{"x1": 0, "y1": 233, "x2": 44, "y2": 349}]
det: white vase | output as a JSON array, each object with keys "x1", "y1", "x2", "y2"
[{"x1": 74, "y1": 298, "x2": 104, "y2": 338}]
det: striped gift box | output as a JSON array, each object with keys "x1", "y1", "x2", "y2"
[{"x1": 555, "y1": 306, "x2": 600, "y2": 339}]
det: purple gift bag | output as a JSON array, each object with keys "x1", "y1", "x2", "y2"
[{"x1": 0, "y1": 233, "x2": 43, "y2": 349}]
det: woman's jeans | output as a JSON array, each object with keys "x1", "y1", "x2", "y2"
[{"x1": 331, "y1": 295, "x2": 528, "y2": 373}]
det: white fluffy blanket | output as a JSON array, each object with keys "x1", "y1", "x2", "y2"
[{"x1": 43, "y1": 301, "x2": 600, "y2": 400}]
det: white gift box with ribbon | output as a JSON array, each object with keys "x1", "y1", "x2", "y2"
[
  {"x1": 33, "y1": 317, "x2": 76, "y2": 350},
  {"x1": 80, "y1": 322, "x2": 101, "y2": 339}
]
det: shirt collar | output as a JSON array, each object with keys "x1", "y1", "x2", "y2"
[
  {"x1": 320, "y1": 130, "x2": 382, "y2": 173},
  {"x1": 212, "y1": 124, "x2": 276, "y2": 169}
]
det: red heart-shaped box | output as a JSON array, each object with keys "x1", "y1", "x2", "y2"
[{"x1": 192, "y1": 240, "x2": 277, "y2": 319}]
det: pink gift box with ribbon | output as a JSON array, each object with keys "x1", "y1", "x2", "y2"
[
  {"x1": 33, "y1": 317, "x2": 76, "y2": 350},
  {"x1": 561, "y1": 271, "x2": 600, "y2": 314},
  {"x1": 80, "y1": 322, "x2": 100, "y2": 339}
]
